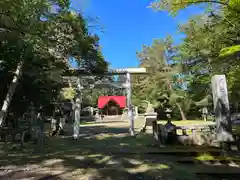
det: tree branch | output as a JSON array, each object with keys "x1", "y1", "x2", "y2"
[{"x1": 176, "y1": 0, "x2": 240, "y2": 13}]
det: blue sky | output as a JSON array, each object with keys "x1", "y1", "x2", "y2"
[{"x1": 70, "y1": 0, "x2": 204, "y2": 69}]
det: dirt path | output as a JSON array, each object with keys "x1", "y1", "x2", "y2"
[{"x1": 0, "y1": 122, "x2": 239, "y2": 180}]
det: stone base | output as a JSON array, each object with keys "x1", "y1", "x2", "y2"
[
  {"x1": 177, "y1": 133, "x2": 217, "y2": 146},
  {"x1": 144, "y1": 113, "x2": 157, "y2": 127}
]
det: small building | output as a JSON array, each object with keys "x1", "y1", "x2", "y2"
[{"x1": 98, "y1": 96, "x2": 126, "y2": 116}]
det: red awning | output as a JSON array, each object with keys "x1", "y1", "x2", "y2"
[{"x1": 98, "y1": 96, "x2": 126, "y2": 109}]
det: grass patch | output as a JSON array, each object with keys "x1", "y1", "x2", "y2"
[
  {"x1": 158, "y1": 120, "x2": 215, "y2": 126},
  {"x1": 133, "y1": 118, "x2": 215, "y2": 130},
  {"x1": 80, "y1": 120, "x2": 97, "y2": 125},
  {"x1": 1, "y1": 121, "x2": 239, "y2": 180},
  {"x1": 195, "y1": 153, "x2": 215, "y2": 161},
  {"x1": 196, "y1": 153, "x2": 240, "y2": 161}
]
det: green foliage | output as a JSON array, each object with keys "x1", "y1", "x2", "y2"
[
  {"x1": 134, "y1": 0, "x2": 240, "y2": 119},
  {"x1": 0, "y1": 0, "x2": 107, "y2": 118},
  {"x1": 150, "y1": 0, "x2": 240, "y2": 56},
  {"x1": 220, "y1": 45, "x2": 240, "y2": 56},
  {"x1": 150, "y1": 0, "x2": 240, "y2": 15},
  {"x1": 133, "y1": 37, "x2": 191, "y2": 120},
  {"x1": 60, "y1": 87, "x2": 77, "y2": 100},
  {"x1": 171, "y1": 6, "x2": 239, "y2": 110}
]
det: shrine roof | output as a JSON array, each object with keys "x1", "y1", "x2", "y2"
[{"x1": 98, "y1": 96, "x2": 126, "y2": 109}]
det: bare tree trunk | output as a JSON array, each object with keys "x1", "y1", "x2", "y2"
[
  {"x1": 176, "y1": 103, "x2": 187, "y2": 120},
  {"x1": 0, "y1": 61, "x2": 24, "y2": 126}
]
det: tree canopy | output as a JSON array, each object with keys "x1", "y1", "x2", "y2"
[
  {"x1": 1, "y1": 0, "x2": 240, "y2": 122},
  {"x1": 132, "y1": 0, "x2": 240, "y2": 119},
  {"x1": 0, "y1": 0, "x2": 108, "y2": 123}
]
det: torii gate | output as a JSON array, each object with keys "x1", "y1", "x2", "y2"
[{"x1": 63, "y1": 68, "x2": 147, "y2": 137}]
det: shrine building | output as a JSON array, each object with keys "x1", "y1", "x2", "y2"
[{"x1": 98, "y1": 96, "x2": 126, "y2": 116}]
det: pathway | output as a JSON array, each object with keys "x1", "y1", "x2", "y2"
[{"x1": 0, "y1": 121, "x2": 239, "y2": 180}]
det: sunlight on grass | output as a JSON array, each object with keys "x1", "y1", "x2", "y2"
[
  {"x1": 41, "y1": 158, "x2": 64, "y2": 166},
  {"x1": 133, "y1": 118, "x2": 214, "y2": 130},
  {"x1": 95, "y1": 134, "x2": 112, "y2": 140},
  {"x1": 126, "y1": 164, "x2": 150, "y2": 173},
  {"x1": 127, "y1": 163, "x2": 170, "y2": 174},
  {"x1": 195, "y1": 153, "x2": 215, "y2": 161},
  {"x1": 158, "y1": 164, "x2": 170, "y2": 169},
  {"x1": 96, "y1": 156, "x2": 112, "y2": 164},
  {"x1": 2, "y1": 120, "x2": 239, "y2": 180},
  {"x1": 195, "y1": 153, "x2": 240, "y2": 161},
  {"x1": 158, "y1": 120, "x2": 214, "y2": 125},
  {"x1": 88, "y1": 154, "x2": 103, "y2": 158},
  {"x1": 120, "y1": 143, "x2": 129, "y2": 146}
]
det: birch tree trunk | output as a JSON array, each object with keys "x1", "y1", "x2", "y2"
[
  {"x1": 0, "y1": 61, "x2": 24, "y2": 126},
  {"x1": 176, "y1": 103, "x2": 187, "y2": 120}
]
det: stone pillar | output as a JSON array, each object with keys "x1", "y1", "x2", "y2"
[
  {"x1": 126, "y1": 72, "x2": 134, "y2": 136},
  {"x1": 73, "y1": 98, "x2": 81, "y2": 139},
  {"x1": 59, "y1": 117, "x2": 65, "y2": 131},
  {"x1": 95, "y1": 110, "x2": 100, "y2": 122},
  {"x1": 30, "y1": 105, "x2": 38, "y2": 140},
  {"x1": 202, "y1": 107, "x2": 208, "y2": 121},
  {"x1": 211, "y1": 75, "x2": 234, "y2": 145},
  {"x1": 90, "y1": 107, "x2": 94, "y2": 116},
  {"x1": 73, "y1": 77, "x2": 82, "y2": 139},
  {"x1": 135, "y1": 106, "x2": 138, "y2": 119}
]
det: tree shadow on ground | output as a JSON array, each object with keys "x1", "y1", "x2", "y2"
[
  {"x1": 0, "y1": 124, "x2": 240, "y2": 180},
  {"x1": 0, "y1": 169, "x2": 69, "y2": 180}
]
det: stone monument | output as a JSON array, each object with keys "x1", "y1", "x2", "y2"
[{"x1": 211, "y1": 75, "x2": 234, "y2": 146}]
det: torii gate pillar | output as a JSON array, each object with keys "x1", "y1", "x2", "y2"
[
  {"x1": 112, "y1": 68, "x2": 147, "y2": 136},
  {"x1": 126, "y1": 72, "x2": 134, "y2": 136}
]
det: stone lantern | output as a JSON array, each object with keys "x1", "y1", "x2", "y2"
[{"x1": 144, "y1": 103, "x2": 158, "y2": 139}]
